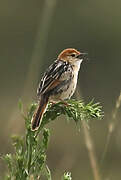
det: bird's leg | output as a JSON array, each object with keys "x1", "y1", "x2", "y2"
[
  {"x1": 59, "y1": 99, "x2": 69, "y2": 106},
  {"x1": 49, "y1": 100, "x2": 56, "y2": 106},
  {"x1": 50, "y1": 99, "x2": 69, "y2": 106}
]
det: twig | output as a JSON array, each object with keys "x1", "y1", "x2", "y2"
[
  {"x1": 82, "y1": 121, "x2": 101, "y2": 180},
  {"x1": 101, "y1": 91, "x2": 121, "y2": 164},
  {"x1": 76, "y1": 88, "x2": 101, "y2": 180}
]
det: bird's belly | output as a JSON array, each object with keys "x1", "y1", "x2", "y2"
[
  {"x1": 59, "y1": 80, "x2": 76, "y2": 100},
  {"x1": 50, "y1": 77, "x2": 77, "y2": 102}
]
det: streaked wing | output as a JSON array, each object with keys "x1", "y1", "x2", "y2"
[{"x1": 37, "y1": 60, "x2": 68, "y2": 96}]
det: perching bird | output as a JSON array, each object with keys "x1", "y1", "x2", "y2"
[{"x1": 31, "y1": 48, "x2": 86, "y2": 130}]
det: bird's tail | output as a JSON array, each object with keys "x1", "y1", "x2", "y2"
[{"x1": 31, "y1": 94, "x2": 49, "y2": 131}]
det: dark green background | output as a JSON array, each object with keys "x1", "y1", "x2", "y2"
[{"x1": 0, "y1": 0, "x2": 121, "y2": 179}]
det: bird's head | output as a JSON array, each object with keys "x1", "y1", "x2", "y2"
[{"x1": 58, "y1": 48, "x2": 87, "y2": 65}]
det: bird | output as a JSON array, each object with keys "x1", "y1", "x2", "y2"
[{"x1": 31, "y1": 48, "x2": 87, "y2": 130}]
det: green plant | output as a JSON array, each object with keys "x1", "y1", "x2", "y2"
[{"x1": 2, "y1": 99, "x2": 103, "y2": 179}]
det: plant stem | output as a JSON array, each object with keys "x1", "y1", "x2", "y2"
[{"x1": 26, "y1": 131, "x2": 32, "y2": 174}]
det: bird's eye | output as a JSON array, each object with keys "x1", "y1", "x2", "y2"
[{"x1": 70, "y1": 53, "x2": 76, "y2": 57}]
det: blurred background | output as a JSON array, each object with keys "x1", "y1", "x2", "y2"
[{"x1": 0, "y1": 0, "x2": 121, "y2": 179}]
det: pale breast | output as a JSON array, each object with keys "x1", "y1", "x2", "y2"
[{"x1": 60, "y1": 72, "x2": 77, "y2": 100}]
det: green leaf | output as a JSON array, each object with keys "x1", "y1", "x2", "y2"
[
  {"x1": 18, "y1": 99, "x2": 23, "y2": 112},
  {"x1": 62, "y1": 172, "x2": 72, "y2": 180},
  {"x1": 45, "y1": 165, "x2": 52, "y2": 180},
  {"x1": 42, "y1": 128, "x2": 50, "y2": 150}
]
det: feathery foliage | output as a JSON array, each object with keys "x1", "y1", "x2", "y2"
[{"x1": 2, "y1": 99, "x2": 103, "y2": 179}]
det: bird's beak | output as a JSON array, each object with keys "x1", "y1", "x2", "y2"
[{"x1": 77, "y1": 53, "x2": 88, "y2": 60}]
